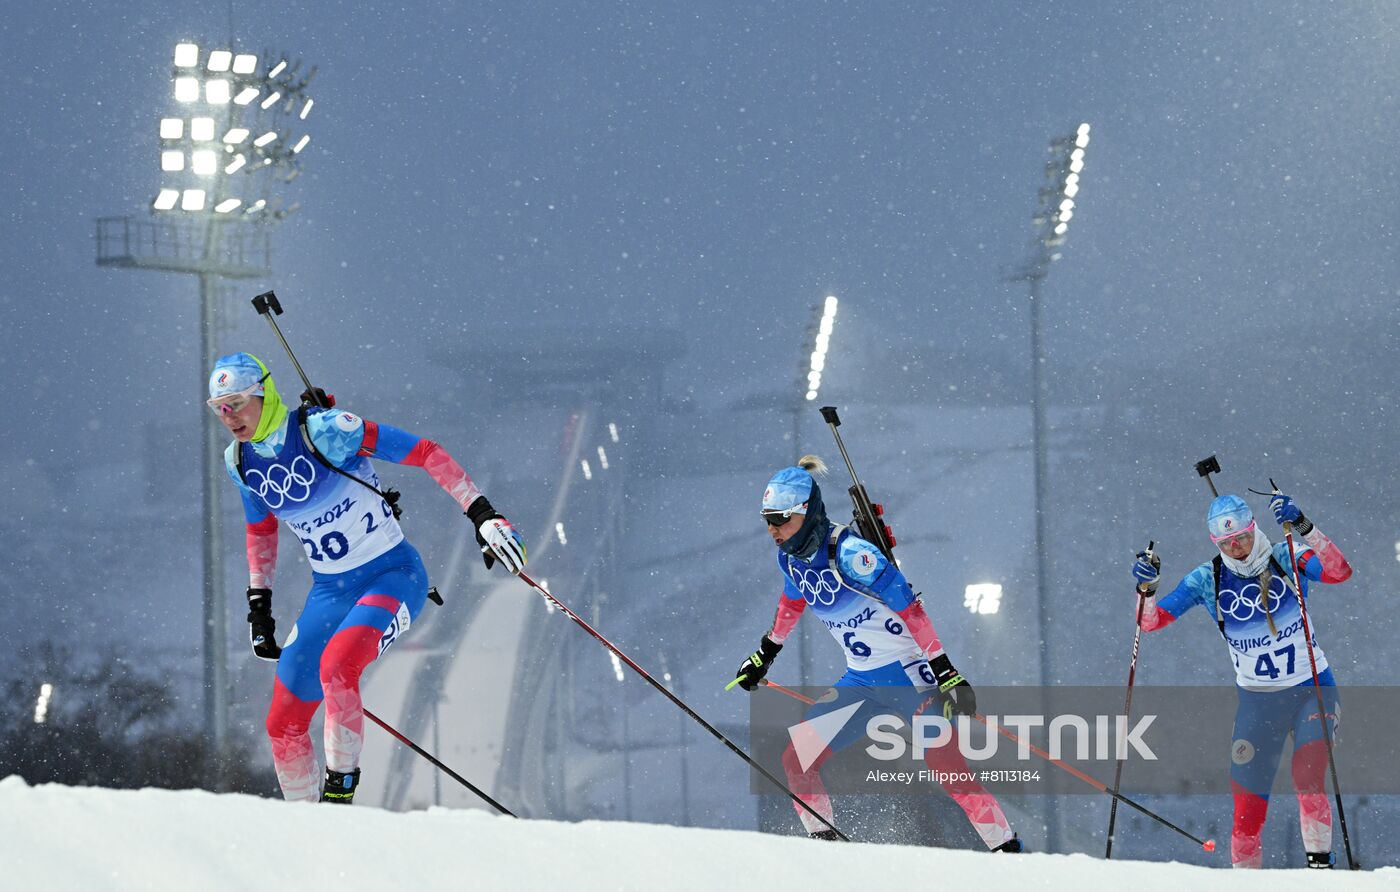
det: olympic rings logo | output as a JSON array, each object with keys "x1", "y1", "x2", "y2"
[
  {"x1": 786, "y1": 558, "x2": 843, "y2": 606},
  {"x1": 1218, "y1": 579, "x2": 1284, "y2": 623},
  {"x1": 245, "y1": 455, "x2": 318, "y2": 508}
]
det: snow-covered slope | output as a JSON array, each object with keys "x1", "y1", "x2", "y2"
[{"x1": 1, "y1": 778, "x2": 1394, "y2": 891}]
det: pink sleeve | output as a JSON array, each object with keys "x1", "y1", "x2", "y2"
[
  {"x1": 1302, "y1": 527, "x2": 1353, "y2": 584},
  {"x1": 897, "y1": 600, "x2": 945, "y2": 659},
  {"x1": 246, "y1": 515, "x2": 279, "y2": 589},
  {"x1": 400, "y1": 438, "x2": 485, "y2": 512},
  {"x1": 767, "y1": 594, "x2": 806, "y2": 644},
  {"x1": 1137, "y1": 593, "x2": 1176, "y2": 632}
]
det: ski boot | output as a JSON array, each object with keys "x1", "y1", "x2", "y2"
[
  {"x1": 320, "y1": 767, "x2": 361, "y2": 804},
  {"x1": 992, "y1": 835, "x2": 1024, "y2": 853},
  {"x1": 1306, "y1": 851, "x2": 1335, "y2": 869},
  {"x1": 809, "y1": 829, "x2": 841, "y2": 841}
]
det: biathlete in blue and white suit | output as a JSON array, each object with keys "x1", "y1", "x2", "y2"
[
  {"x1": 208, "y1": 352, "x2": 527, "y2": 804},
  {"x1": 1130, "y1": 492, "x2": 1353, "y2": 869},
  {"x1": 732, "y1": 456, "x2": 1020, "y2": 851}
]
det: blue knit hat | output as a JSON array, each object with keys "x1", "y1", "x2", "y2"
[
  {"x1": 1206, "y1": 494, "x2": 1255, "y2": 542},
  {"x1": 762, "y1": 466, "x2": 816, "y2": 516},
  {"x1": 209, "y1": 352, "x2": 269, "y2": 399}
]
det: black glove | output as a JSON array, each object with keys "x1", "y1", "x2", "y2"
[
  {"x1": 246, "y1": 587, "x2": 282, "y2": 662},
  {"x1": 734, "y1": 636, "x2": 783, "y2": 691},
  {"x1": 930, "y1": 653, "x2": 976, "y2": 719},
  {"x1": 299, "y1": 387, "x2": 335, "y2": 409}
]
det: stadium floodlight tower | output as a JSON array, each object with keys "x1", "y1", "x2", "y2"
[
  {"x1": 1006, "y1": 121, "x2": 1089, "y2": 855},
  {"x1": 95, "y1": 41, "x2": 315, "y2": 778},
  {"x1": 790, "y1": 294, "x2": 838, "y2": 687}
]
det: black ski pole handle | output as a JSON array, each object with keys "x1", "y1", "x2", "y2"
[{"x1": 819, "y1": 406, "x2": 841, "y2": 427}]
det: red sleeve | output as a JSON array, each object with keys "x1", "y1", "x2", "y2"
[
  {"x1": 246, "y1": 514, "x2": 279, "y2": 589},
  {"x1": 767, "y1": 594, "x2": 806, "y2": 644},
  {"x1": 402, "y1": 438, "x2": 485, "y2": 512},
  {"x1": 897, "y1": 599, "x2": 945, "y2": 659},
  {"x1": 1137, "y1": 593, "x2": 1177, "y2": 632},
  {"x1": 1300, "y1": 528, "x2": 1353, "y2": 584}
]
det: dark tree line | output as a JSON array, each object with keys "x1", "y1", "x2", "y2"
[{"x1": 0, "y1": 642, "x2": 276, "y2": 794}]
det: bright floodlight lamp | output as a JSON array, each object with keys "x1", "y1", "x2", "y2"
[
  {"x1": 207, "y1": 50, "x2": 232, "y2": 72},
  {"x1": 802, "y1": 295, "x2": 839, "y2": 401},
  {"x1": 191, "y1": 150, "x2": 217, "y2": 176},
  {"x1": 152, "y1": 188, "x2": 179, "y2": 210},
  {"x1": 190, "y1": 117, "x2": 215, "y2": 141},
  {"x1": 963, "y1": 583, "x2": 1003, "y2": 615},
  {"x1": 159, "y1": 118, "x2": 183, "y2": 140},
  {"x1": 205, "y1": 79, "x2": 231, "y2": 104},
  {"x1": 232, "y1": 53, "x2": 257, "y2": 75},
  {"x1": 233, "y1": 86, "x2": 259, "y2": 105},
  {"x1": 161, "y1": 150, "x2": 184, "y2": 171},
  {"x1": 33, "y1": 683, "x2": 53, "y2": 725},
  {"x1": 173, "y1": 43, "x2": 199, "y2": 67},
  {"x1": 260, "y1": 90, "x2": 282, "y2": 110},
  {"x1": 223, "y1": 127, "x2": 249, "y2": 144},
  {"x1": 174, "y1": 77, "x2": 200, "y2": 102},
  {"x1": 214, "y1": 198, "x2": 241, "y2": 213}
]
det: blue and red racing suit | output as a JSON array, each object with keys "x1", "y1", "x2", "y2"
[
  {"x1": 1137, "y1": 526, "x2": 1352, "y2": 867},
  {"x1": 766, "y1": 524, "x2": 1014, "y2": 848},
  {"x1": 226, "y1": 407, "x2": 484, "y2": 801}
]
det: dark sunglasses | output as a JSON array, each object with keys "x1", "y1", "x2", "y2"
[{"x1": 763, "y1": 511, "x2": 795, "y2": 527}]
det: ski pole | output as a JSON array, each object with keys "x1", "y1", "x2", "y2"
[
  {"x1": 757, "y1": 679, "x2": 1214, "y2": 853},
  {"x1": 363, "y1": 706, "x2": 515, "y2": 816},
  {"x1": 514, "y1": 571, "x2": 849, "y2": 841},
  {"x1": 1268, "y1": 478, "x2": 1358, "y2": 870},
  {"x1": 1106, "y1": 540, "x2": 1153, "y2": 859},
  {"x1": 761, "y1": 679, "x2": 815, "y2": 704}
]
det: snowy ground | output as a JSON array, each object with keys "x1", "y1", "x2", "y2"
[{"x1": 1, "y1": 777, "x2": 1394, "y2": 891}]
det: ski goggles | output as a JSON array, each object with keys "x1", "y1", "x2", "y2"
[
  {"x1": 1210, "y1": 519, "x2": 1256, "y2": 546},
  {"x1": 762, "y1": 507, "x2": 805, "y2": 526},
  {"x1": 206, "y1": 373, "x2": 269, "y2": 415}
]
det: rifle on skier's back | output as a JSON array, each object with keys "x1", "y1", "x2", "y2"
[{"x1": 818, "y1": 406, "x2": 897, "y2": 563}]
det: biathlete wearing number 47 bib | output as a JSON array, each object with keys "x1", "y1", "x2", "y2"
[
  {"x1": 1133, "y1": 492, "x2": 1354, "y2": 869},
  {"x1": 224, "y1": 392, "x2": 486, "y2": 802}
]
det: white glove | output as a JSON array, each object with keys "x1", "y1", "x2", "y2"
[{"x1": 478, "y1": 516, "x2": 527, "y2": 574}]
